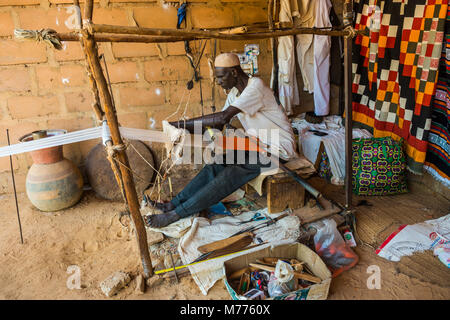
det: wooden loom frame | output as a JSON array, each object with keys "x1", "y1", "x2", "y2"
[{"x1": 16, "y1": 0, "x2": 355, "y2": 278}]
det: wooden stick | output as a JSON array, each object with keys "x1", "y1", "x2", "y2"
[
  {"x1": 84, "y1": 0, "x2": 93, "y2": 24},
  {"x1": 7, "y1": 129, "x2": 24, "y2": 244},
  {"x1": 249, "y1": 263, "x2": 322, "y2": 284},
  {"x1": 70, "y1": 2, "x2": 104, "y2": 121},
  {"x1": 56, "y1": 32, "x2": 200, "y2": 43},
  {"x1": 51, "y1": 26, "x2": 358, "y2": 45},
  {"x1": 81, "y1": 30, "x2": 153, "y2": 278},
  {"x1": 168, "y1": 176, "x2": 173, "y2": 199},
  {"x1": 72, "y1": 2, "x2": 120, "y2": 205},
  {"x1": 162, "y1": 267, "x2": 190, "y2": 279},
  {"x1": 197, "y1": 232, "x2": 253, "y2": 254},
  {"x1": 228, "y1": 267, "x2": 250, "y2": 281},
  {"x1": 219, "y1": 26, "x2": 247, "y2": 35},
  {"x1": 155, "y1": 243, "x2": 265, "y2": 276},
  {"x1": 343, "y1": 0, "x2": 353, "y2": 211},
  {"x1": 73, "y1": 2, "x2": 122, "y2": 205},
  {"x1": 85, "y1": 67, "x2": 104, "y2": 121},
  {"x1": 89, "y1": 23, "x2": 354, "y2": 40}
]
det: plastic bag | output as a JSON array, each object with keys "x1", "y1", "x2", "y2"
[
  {"x1": 312, "y1": 219, "x2": 359, "y2": 277},
  {"x1": 433, "y1": 243, "x2": 450, "y2": 268},
  {"x1": 267, "y1": 261, "x2": 297, "y2": 297}
]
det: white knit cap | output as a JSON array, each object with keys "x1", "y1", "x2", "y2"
[{"x1": 214, "y1": 53, "x2": 240, "y2": 67}]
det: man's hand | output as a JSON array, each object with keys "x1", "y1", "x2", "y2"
[{"x1": 167, "y1": 106, "x2": 241, "y2": 133}]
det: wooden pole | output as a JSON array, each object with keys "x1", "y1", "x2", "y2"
[
  {"x1": 85, "y1": 67, "x2": 105, "y2": 121},
  {"x1": 72, "y1": 1, "x2": 124, "y2": 201},
  {"x1": 42, "y1": 26, "x2": 359, "y2": 45},
  {"x1": 89, "y1": 23, "x2": 353, "y2": 40},
  {"x1": 81, "y1": 29, "x2": 153, "y2": 278},
  {"x1": 71, "y1": 1, "x2": 103, "y2": 121},
  {"x1": 7, "y1": 129, "x2": 24, "y2": 244},
  {"x1": 99, "y1": 54, "x2": 127, "y2": 202},
  {"x1": 56, "y1": 32, "x2": 200, "y2": 43},
  {"x1": 84, "y1": 0, "x2": 93, "y2": 24},
  {"x1": 343, "y1": 0, "x2": 353, "y2": 211}
]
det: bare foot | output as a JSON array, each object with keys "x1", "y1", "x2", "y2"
[
  {"x1": 147, "y1": 199, "x2": 175, "y2": 212},
  {"x1": 144, "y1": 211, "x2": 181, "y2": 228}
]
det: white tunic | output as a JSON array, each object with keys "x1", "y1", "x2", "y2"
[
  {"x1": 313, "y1": 0, "x2": 332, "y2": 116},
  {"x1": 294, "y1": 0, "x2": 316, "y2": 93},
  {"x1": 223, "y1": 77, "x2": 298, "y2": 160},
  {"x1": 276, "y1": 0, "x2": 300, "y2": 116}
]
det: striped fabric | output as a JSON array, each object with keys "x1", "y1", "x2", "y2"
[{"x1": 424, "y1": 5, "x2": 450, "y2": 187}]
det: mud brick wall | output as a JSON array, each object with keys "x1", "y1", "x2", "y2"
[{"x1": 0, "y1": 0, "x2": 342, "y2": 193}]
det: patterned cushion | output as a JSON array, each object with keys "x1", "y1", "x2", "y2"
[{"x1": 352, "y1": 137, "x2": 408, "y2": 196}]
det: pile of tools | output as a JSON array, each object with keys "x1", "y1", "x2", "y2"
[{"x1": 227, "y1": 256, "x2": 322, "y2": 299}]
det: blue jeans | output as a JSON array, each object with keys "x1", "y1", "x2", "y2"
[{"x1": 170, "y1": 152, "x2": 270, "y2": 218}]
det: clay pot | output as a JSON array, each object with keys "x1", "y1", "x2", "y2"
[{"x1": 20, "y1": 130, "x2": 84, "y2": 212}]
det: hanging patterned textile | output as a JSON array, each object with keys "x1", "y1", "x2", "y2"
[
  {"x1": 351, "y1": 0, "x2": 448, "y2": 174},
  {"x1": 424, "y1": 5, "x2": 450, "y2": 187}
]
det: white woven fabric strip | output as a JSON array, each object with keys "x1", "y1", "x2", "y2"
[
  {"x1": 0, "y1": 126, "x2": 103, "y2": 158},
  {"x1": 0, "y1": 126, "x2": 171, "y2": 158}
]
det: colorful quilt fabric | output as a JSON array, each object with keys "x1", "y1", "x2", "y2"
[
  {"x1": 352, "y1": 0, "x2": 448, "y2": 174},
  {"x1": 424, "y1": 5, "x2": 450, "y2": 187}
]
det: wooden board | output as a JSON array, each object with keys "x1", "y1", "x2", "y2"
[
  {"x1": 85, "y1": 140, "x2": 155, "y2": 201},
  {"x1": 267, "y1": 174, "x2": 305, "y2": 213},
  {"x1": 197, "y1": 232, "x2": 253, "y2": 254}
]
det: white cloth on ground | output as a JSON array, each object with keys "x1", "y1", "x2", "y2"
[
  {"x1": 313, "y1": 0, "x2": 332, "y2": 116},
  {"x1": 291, "y1": 114, "x2": 372, "y2": 185},
  {"x1": 223, "y1": 77, "x2": 298, "y2": 160},
  {"x1": 177, "y1": 208, "x2": 301, "y2": 295}
]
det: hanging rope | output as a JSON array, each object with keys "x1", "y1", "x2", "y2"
[
  {"x1": 105, "y1": 142, "x2": 128, "y2": 158},
  {"x1": 14, "y1": 28, "x2": 63, "y2": 50}
]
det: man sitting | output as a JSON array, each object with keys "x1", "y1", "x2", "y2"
[{"x1": 145, "y1": 53, "x2": 297, "y2": 228}]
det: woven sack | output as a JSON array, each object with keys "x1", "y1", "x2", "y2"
[{"x1": 352, "y1": 137, "x2": 408, "y2": 195}]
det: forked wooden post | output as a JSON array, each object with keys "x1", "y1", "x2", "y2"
[{"x1": 80, "y1": 1, "x2": 153, "y2": 278}]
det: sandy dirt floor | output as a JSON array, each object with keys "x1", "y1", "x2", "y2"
[{"x1": 0, "y1": 188, "x2": 449, "y2": 300}]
